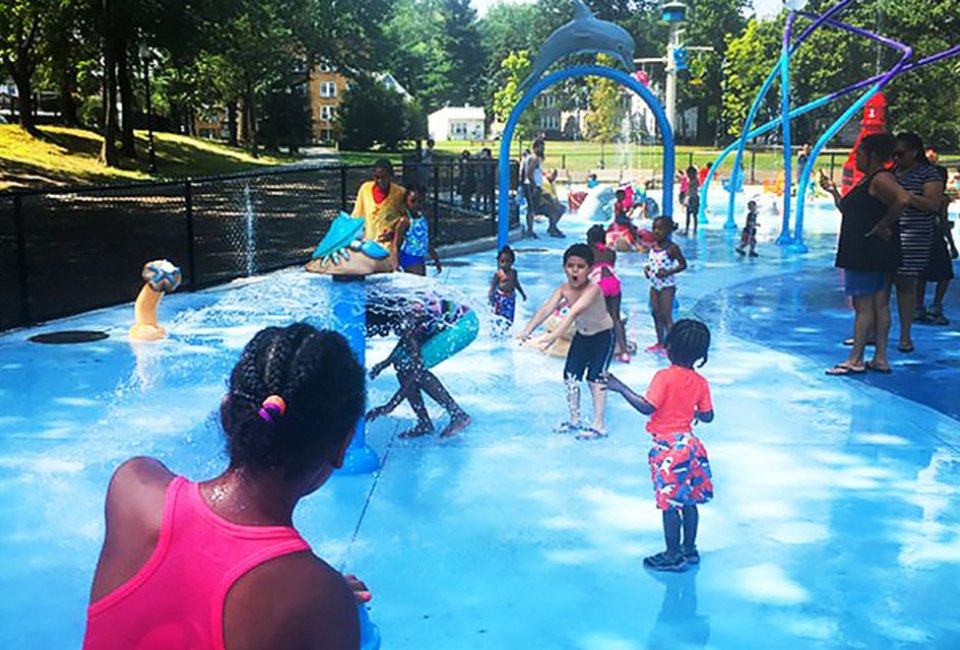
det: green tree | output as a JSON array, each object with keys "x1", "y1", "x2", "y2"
[
  {"x1": 491, "y1": 49, "x2": 539, "y2": 139},
  {"x1": 676, "y1": 0, "x2": 749, "y2": 144},
  {"x1": 339, "y1": 74, "x2": 423, "y2": 150},
  {"x1": 440, "y1": 0, "x2": 485, "y2": 105},
  {"x1": 721, "y1": 1, "x2": 960, "y2": 146},
  {"x1": 0, "y1": 0, "x2": 60, "y2": 133},
  {"x1": 721, "y1": 18, "x2": 781, "y2": 139},
  {"x1": 583, "y1": 54, "x2": 624, "y2": 142}
]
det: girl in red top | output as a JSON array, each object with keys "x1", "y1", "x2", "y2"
[{"x1": 605, "y1": 319, "x2": 714, "y2": 572}]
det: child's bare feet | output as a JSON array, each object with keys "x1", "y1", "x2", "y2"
[
  {"x1": 440, "y1": 411, "x2": 471, "y2": 438},
  {"x1": 399, "y1": 421, "x2": 433, "y2": 438}
]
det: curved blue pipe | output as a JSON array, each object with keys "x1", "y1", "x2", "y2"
[
  {"x1": 498, "y1": 65, "x2": 675, "y2": 251},
  {"x1": 790, "y1": 45, "x2": 913, "y2": 253},
  {"x1": 711, "y1": 0, "x2": 857, "y2": 235},
  {"x1": 777, "y1": 14, "x2": 796, "y2": 244},
  {"x1": 722, "y1": 55, "x2": 781, "y2": 232},
  {"x1": 701, "y1": 43, "x2": 960, "y2": 233}
]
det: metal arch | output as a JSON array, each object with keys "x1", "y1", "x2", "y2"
[{"x1": 497, "y1": 65, "x2": 675, "y2": 251}]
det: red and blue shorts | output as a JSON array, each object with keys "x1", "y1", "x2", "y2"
[{"x1": 648, "y1": 432, "x2": 713, "y2": 511}]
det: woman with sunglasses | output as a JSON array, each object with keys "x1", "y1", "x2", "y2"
[
  {"x1": 892, "y1": 133, "x2": 946, "y2": 353},
  {"x1": 822, "y1": 133, "x2": 909, "y2": 375}
]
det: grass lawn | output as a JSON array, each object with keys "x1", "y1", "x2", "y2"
[
  {"x1": 0, "y1": 125, "x2": 296, "y2": 192},
  {"x1": 429, "y1": 138, "x2": 853, "y2": 178}
]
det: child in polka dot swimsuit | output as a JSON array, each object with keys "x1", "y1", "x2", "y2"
[{"x1": 644, "y1": 216, "x2": 687, "y2": 352}]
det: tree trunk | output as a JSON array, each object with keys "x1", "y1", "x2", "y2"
[
  {"x1": 8, "y1": 64, "x2": 37, "y2": 134},
  {"x1": 118, "y1": 40, "x2": 136, "y2": 158},
  {"x1": 58, "y1": 63, "x2": 80, "y2": 127},
  {"x1": 244, "y1": 85, "x2": 258, "y2": 159},
  {"x1": 227, "y1": 101, "x2": 238, "y2": 146},
  {"x1": 239, "y1": 98, "x2": 249, "y2": 144},
  {"x1": 99, "y1": 0, "x2": 119, "y2": 167}
]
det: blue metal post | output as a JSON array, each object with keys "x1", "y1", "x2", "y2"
[
  {"x1": 497, "y1": 65, "x2": 674, "y2": 252},
  {"x1": 777, "y1": 13, "x2": 796, "y2": 245},
  {"x1": 334, "y1": 275, "x2": 379, "y2": 475}
]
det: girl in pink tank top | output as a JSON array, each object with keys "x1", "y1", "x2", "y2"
[
  {"x1": 587, "y1": 225, "x2": 633, "y2": 363},
  {"x1": 84, "y1": 324, "x2": 370, "y2": 650}
]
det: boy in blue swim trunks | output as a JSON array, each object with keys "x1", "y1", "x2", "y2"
[
  {"x1": 489, "y1": 245, "x2": 526, "y2": 332},
  {"x1": 518, "y1": 244, "x2": 616, "y2": 439}
]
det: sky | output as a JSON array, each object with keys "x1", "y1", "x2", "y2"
[{"x1": 471, "y1": 0, "x2": 784, "y2": 19}]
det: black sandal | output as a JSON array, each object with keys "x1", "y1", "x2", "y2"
[{"x1": 643, "y1": 551, "x2": 687, "y2": 572}]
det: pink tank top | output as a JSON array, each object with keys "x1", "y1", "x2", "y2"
[{"x1": 83, "y1": 477, "x2": 310, "y2": 650}]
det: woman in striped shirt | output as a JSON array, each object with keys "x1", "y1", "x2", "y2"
[{"x1": 892, "y1": 133, "x2": 945, "y2": 353}]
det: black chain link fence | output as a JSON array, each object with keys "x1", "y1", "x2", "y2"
[{"x1": 0, "y1": 160, "x2": 520, "y2": 332}]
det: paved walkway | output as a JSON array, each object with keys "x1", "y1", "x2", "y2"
[{"x1": 0, "y1": 208, "x2": 958, "y2": 648}]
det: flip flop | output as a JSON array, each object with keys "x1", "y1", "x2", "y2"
[
  {"x1": 616, "y1": 352, "x2": 632, "y2": 363},
  {"x1": 898, "y1": 343, "x2": 915, "y2": 353},
  {"x1": 825, "y1": 363, "x2": 866, "y2": 376},
  {"x1": 575, "y1": 427, "x2": 608, "y2": 441},
  {"x1": 865, "y1": 361, "x2": 892, "y2": 374}
]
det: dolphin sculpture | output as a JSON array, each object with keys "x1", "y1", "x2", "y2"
[{"x1": 519, "y1": 0, "x2": 636, "y2": 90}]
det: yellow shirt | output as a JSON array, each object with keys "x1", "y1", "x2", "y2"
[
  {"x1": 352, "y1": 181, "x2": 406, "y2": 242},
  {"x1": 542, "y1": 178, "x2": 557, "y2": 199}
]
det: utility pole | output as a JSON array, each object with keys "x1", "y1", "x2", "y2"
[{"x1": 636, "y1": 3, "x2": 713, "y2": 135}]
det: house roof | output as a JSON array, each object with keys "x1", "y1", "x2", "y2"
[{"x1": 429, "y1": 106, "x2": 485, "y2": 120}]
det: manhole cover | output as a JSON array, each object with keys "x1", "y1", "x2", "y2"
[{"x1": 29, "y1": 330, "x2": 109, "y2": 344}]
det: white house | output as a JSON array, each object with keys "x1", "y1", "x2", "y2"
[{"x1": 428, "y1": 105, "x2": 485, "y2": 142}]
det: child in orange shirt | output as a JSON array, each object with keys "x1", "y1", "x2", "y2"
[{"x1": 605, "y1": 319, "x2": 714, "y2": 572}]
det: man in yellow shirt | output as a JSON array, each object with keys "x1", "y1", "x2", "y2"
[{"x1": 352, "y1": 158, "x2": 406, "y2": 245}]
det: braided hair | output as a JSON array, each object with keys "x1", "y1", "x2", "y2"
[
  {"x1": 665, "y1": 319, "x2": 711, "y2": 368},
  {"x1": 221, "y1": 323, "x2": 364, "y2": 477}
]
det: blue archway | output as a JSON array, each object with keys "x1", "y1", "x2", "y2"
[{"x1": 497, "y1": 64, "x2": 675, "y2": 250}]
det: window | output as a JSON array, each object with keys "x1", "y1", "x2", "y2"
[
  {"x1": 319, "y1": 81, "x2": 337, "y2": 98},
  {"x1": 318, "y1": 62, "x2": 333, "y2": 73},
  {"x1": 320, "y1": 105, "x2": 336, "y2": 121},
  {"x1": 540, "y1": 115, "x2": 559, "y2": 130},
  {"x1": 451, "y1": 122, "x2": 467, "y2": 137}
]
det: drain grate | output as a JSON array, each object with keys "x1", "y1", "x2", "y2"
[
  {"x1": 512, "y1": 247, "x2": 550, "y2": 253},
  {"x1": 441, "y1": 260, "x2": 471, "y2": 267},
  {"x1": 29, "y1": 330, "x2": 110, "y2": 344}
]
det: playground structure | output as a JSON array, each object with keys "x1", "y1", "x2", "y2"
[
  {"x1": 699, "y1": 0, "x2": 960, "y2": 253},
  {"x1": 497, "y1": 2, "x2": 675, "y2": 251}
]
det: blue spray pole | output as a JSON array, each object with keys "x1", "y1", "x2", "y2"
[
  {"x1": 777, "y1": 13, "x2": 796, "y2": 245},
  {"x1": 333, "y1": 275, "x2": 379, "y2": 475}
]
